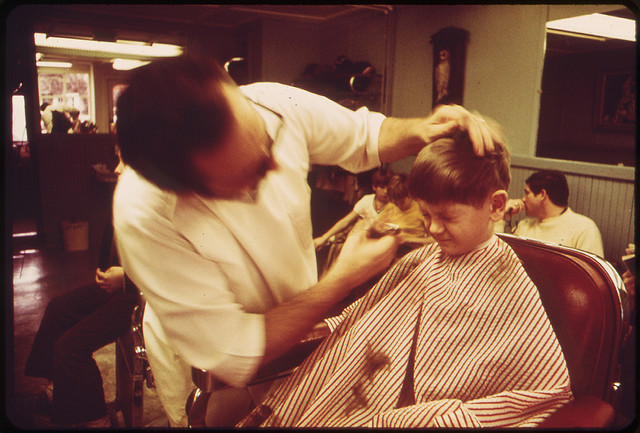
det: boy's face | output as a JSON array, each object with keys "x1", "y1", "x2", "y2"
[{"x1": 416, "y1": 197, "x2": 497, "y2": 256}]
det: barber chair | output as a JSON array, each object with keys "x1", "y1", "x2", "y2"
[
  {"x1": 186, "y1": 330, "x2": 328, "y2": 427},
  {"x1": 115, "y1": 299, "x2": 156, "y2": 428},
  {"x1": 497, "y1": 233, "x2": 631, "y2": 428},
  {"x1": 186, "y1": 234, "x2": 630, "y2": 428}
]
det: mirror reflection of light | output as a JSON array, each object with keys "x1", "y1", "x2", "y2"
[
  {"x1": 547, "y1": 13, "x2": 636, "y2": 42},
  {"x1": 112, "y1": 58, "x2": 151, "y2": 70},
  {"x1": 36, "y1": 61, "x2": 73, "y2": 68},
  {"x1": 13, "y1": 232, "x2": 38, "y2": 238}
]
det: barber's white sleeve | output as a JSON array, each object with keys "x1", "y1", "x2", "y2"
[{"x1": 243, "y1": 83, "x2": 385, "y2": 174}]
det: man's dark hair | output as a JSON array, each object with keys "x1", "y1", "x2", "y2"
[
  {"x1": 116, "y1": 54, "x2": 235, "y2": 191},
  {"x1": 525, "y1": 170, "x2": 569, "y2": 207}
]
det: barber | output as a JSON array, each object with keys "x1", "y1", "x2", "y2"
[{"x1": 113, "y1": 54, "x2": 496, "y2": 426}]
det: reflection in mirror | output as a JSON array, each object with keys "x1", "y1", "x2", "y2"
[
  {"x1": 34, "y1": 32, "x2": 183, "y2": 135},
  {"x1": 536, "y1": 7, "x2": 636, "y2": 167}
]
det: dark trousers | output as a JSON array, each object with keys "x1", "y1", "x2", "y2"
[{"x1": 25, "y1": 284, "x2": 138, "y2": 425}]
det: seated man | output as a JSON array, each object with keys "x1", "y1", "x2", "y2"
[
  {"x1": 17, "y1": 148, "x2": 139, "y2": 428},
  {"x1": 238, "y1": 127, "x2": 572, "y2": 428},
  {"x1": 497, "y1": 169, "x2": 604, "y2": 257}
]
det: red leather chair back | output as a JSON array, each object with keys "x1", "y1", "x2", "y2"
[{"x1": 498, "y1": 234, "x2": 628, "y2": 403}]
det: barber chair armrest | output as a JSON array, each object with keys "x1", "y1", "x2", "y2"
[
  {"x1": 538, "y1": 396, "x2": 615, "y2": 428},
  {"x1": 255, "y1": 322, "x2": 329, "y2": 382},
  {"x1": 192, "y1": 322, "x2": 330, "y2": 392}
]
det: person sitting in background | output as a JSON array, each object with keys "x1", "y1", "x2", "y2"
[
  {"x1": 16, "y1": 147, "x2": 139, "y2": 428},
  {"x1": 375, "y1": 173, "x2": 433, "y2": 252},
  {"x1": 238, "y1": 125, "x2": 572, "y2": 428},
  {"x1": 497, "y1": 169, "x2": 604, "y2": 257},
  {"x1": 314, "y1": 167, "x2": 392, "y2": 251},
  {"x1": 42, "y1": 104, "x2": 81, "y2": 134}
]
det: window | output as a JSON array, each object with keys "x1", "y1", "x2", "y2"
[
  {"x1": 12, "y1": 94, "x2": 28, "y2": 143},
  {"x1": 37, "y1": 64, "x2": 94, "y2": 133}
]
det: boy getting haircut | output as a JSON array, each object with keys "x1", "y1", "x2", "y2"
[{"x1": 239, "y1": 122, "x2": 572, "y2": 429}]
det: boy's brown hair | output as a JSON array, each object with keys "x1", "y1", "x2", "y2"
[{"x1": 408, "y1": 125, "x2": 510, "y2": 208}]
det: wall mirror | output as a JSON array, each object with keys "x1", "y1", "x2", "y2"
[
  {"x1": 32, "y1": 16, "x2": 186, "y2": 135},
  {"x1": 536, "y1": 6, "x2": 636, "y2": 167}
]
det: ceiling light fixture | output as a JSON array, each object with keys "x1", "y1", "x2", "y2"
[
  {"x1": 34, "y1": 33, "x2": 183, "y2": 58},
  {"x1": 36, "y1": 61, "x2": 73, "y2": 68},
  {"x1": 546, "y1": 13, "x2": 636, "y2": 42},
  {"x1": 112, "y1": 58, "x2": 151, "y2": 71}
]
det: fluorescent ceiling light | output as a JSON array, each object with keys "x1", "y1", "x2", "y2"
[
  {"x1": 34, "y1": 33, "x2": 183, "y2": 58},
  {"x1": 37, "y1": 61, "x2": 73, "y2": 68},
  {"x1": 546, "y1": 13, "x2": 636, "y2": 42},
  {"x1": 112, "y1": 58, "x2": 151, "y2": 70}
]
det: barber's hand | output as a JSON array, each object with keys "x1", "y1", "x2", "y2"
[
  {"x1": 504, "y1": 199, "x2": 525, "y2": 218},
  {"x1": 95, "y1": 266, "x2": 125, "y2": 293},
  {"x1": 328, "y1": 226, "x2": 401, "y2": 288},
  {"x1": 428, "y1": 104, "x2": 496, "y2": 156}
]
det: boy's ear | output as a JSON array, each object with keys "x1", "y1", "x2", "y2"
[{"x1": 490, "y1": 190, "x2": 508, "y2": 222}]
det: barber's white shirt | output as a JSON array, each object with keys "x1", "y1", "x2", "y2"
[{"x1": 113, "y1": 83, "x2": 385, "y2": 387}]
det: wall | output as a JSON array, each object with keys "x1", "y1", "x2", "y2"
[
  {"x1": 259, "y1": 10, "x2": 389, "y2": 91},
  {"x1": 260, "y1": 20, "x2": 322, "y2": 84},
  {"x1": 390, "y1": 5, "x2": 548, "y2": 174},
  {"x1": 34, "y1": 134, "x2": 119, "y2": 250}
]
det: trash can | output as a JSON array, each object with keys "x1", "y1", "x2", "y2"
[{"x1": 61, "y1": 220, "x2": 89, "y2": 251}]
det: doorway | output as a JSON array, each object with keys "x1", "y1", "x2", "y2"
[{"x1": 11, "y1": 93, "x2": 40, "y2": 250}]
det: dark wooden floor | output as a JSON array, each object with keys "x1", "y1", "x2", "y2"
[{"x1": 8, "y1": 227, "x2": 168, "y2": 428}]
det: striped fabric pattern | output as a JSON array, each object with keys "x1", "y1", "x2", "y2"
[{"x1": 238, "y1": 236, "x2": 573, "y2": 428}]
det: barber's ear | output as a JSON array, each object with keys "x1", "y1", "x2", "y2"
[{"x1": 490, "y1": 190, "x2": 508, "y2": 222}]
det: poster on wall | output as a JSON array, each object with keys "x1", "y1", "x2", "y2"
[
  {"x1": 430, "y1": 27, "x2": 469, "y2": 108},
  {"x1": 594, "y1": 72, "x2": 636, "y2": 132}
]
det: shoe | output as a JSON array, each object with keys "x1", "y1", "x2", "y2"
[{"x1": 14, "y1": 389, "x2": 52, "y2": 417}]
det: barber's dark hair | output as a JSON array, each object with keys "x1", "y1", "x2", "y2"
[
  {"x1": 525, "y1": 170, "x2": 569, "y2": 207},
  {"x1": 371, "y1": 167, "x2": 392, "y2": 188},
  {"x1": 116, "y1": 54, "x2": 235, "y2": 191},
  {"x1": 408, "y1": 123, "x2": 510, "y2": 208}
]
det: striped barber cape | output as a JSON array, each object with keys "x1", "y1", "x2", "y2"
[{"x1": 239, "y1": 235, "x2": 573, "y2": 428}]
